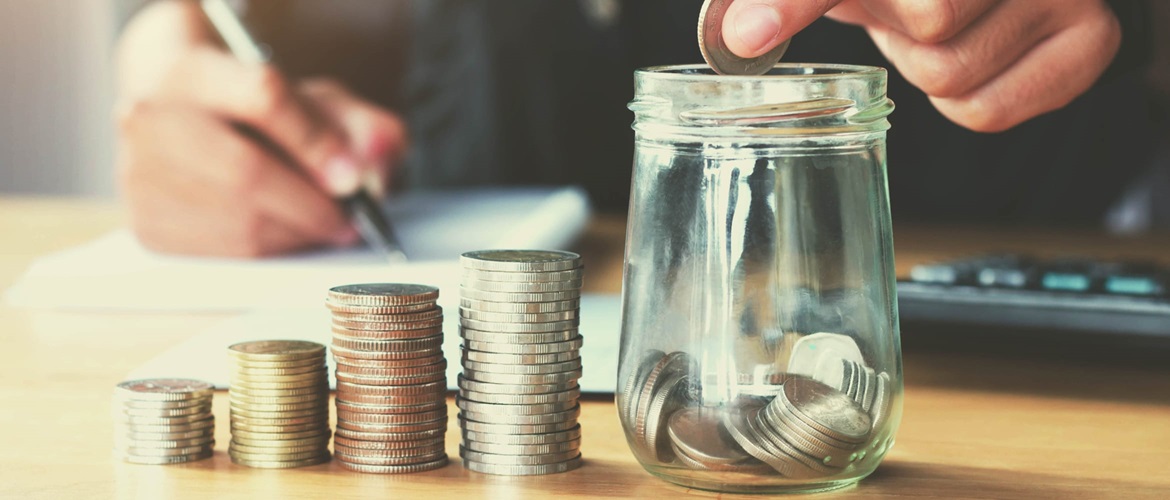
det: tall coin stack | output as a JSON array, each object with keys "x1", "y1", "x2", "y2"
[
  {"x1": 327, "y1": 284, "x2": 450, "y2": 474},
  {"x1": 457, "y1": 250, "x2": 585, "y2": 476},
  {"x1": 227, "y1": 340, "x2": 332, "y2": 468},
  {"x1": 114, "y1": 378, "x2": 215, "y2": 464}
]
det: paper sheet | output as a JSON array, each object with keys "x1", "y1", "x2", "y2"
[
  {"x1": 5, "y1": 187, "x2": 591, "y2": 311},
  {"x1": 126, "y1": 294, "x2": 623, "y2": 393}
]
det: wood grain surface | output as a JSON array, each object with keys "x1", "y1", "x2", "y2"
[{"x1": 1, "y1": 197, "x2": 1168, "y2": 499}]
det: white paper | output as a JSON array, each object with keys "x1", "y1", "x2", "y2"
[
  {"x1": 5, "y1": 187, "x2": 591, "y2": 312},
  {"x1": 126, "y1": 294, "x2": 623, "y2": 393}
]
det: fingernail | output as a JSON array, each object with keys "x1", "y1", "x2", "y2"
[
  {"x1": 332, "y1": 225, "x2": 360, "y2": 246},
  {"x1": 733, "y1": 3, "x2": 782, "y2": 55},
  {"x1": 324, "y1": 155, "x2": 361, "y2": 196}
]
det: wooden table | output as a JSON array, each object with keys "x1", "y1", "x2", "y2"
[{"x1": 2, "y1": 197, "x2": 1169, "y2": 499}]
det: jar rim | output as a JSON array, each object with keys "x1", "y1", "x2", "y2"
[{"x1": 636, "y1": 63, "x2": 886, "y2": 81}]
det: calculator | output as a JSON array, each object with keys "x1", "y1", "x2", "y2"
[{"x1": 896, "y1": 255, "x2": 1170, "y2": 336}]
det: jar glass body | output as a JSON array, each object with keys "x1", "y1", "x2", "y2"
[{"x1": 616, "y1": 65, "x2": 903, "y2": 494}]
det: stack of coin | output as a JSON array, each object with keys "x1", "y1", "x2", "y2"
[
  {"x1": 114, "y1": 378, "x2": 215, "y2": 464},
  {"x1": 723, "y1": 378, "x2": 871, "y2": 478},
  {"x1": 327, "y1": 283, "x2": 449, "y2": 474},
  {"x1": 457, "y1": 250, "x2": 584, "y2": 476},
  {"x1": 227, "y1": 340, "x2": 331, "y2": 468}
]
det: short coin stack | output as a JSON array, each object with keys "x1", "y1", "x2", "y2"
[
  {"x1": 327, "y1": 283, "x2": 449, "y2": 474},
  {"x1": 114, "y1": 378, "x2": 215, "y2": 464},
  {"x1": 227, "y1": 340, "x2": 331, "y2": 468},
  {"x1": 457, "y1": 250, "x2": 585, "y2": 476}
]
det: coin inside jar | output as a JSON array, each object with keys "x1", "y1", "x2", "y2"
[{"x1": 667, "y1": 407, "x2": 753, "y2": 466}]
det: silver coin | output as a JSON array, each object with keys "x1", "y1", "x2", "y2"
[
  {"x1": 120, "y1": 428, "x2": 216, "y2": 442},
  {"x1": 231, "y1": 363, "x2": 327, "y2": 377},
  {"x1": 463, "y1": 437, "x2": 581, "y2": 456},
  {"x1": 121, "y1": 404, "x2": 212, "y2": 418},
  {"x1": 667, "y1": 407, "x2": 752, "y2": 466},
  {"x1": 114, "y1": 435, "x2": 215, "y2": 450},
  {"x1": 335, "y1": 371, "x2": 446, "y2": 386},
  {"x1": 460, "y1": 250, "x2": 582, "y2": 272},
  {"x1": 461, "y1": 454, "x2": 582, "y2": 476},
  {"x1": 336, "y1": 417, "x2": 448, "y2": 433},
  {"x1": 333, "y1": 450, "x2": 447, "y2": 467},
  {"x1": 333, "y1": 426, "x2": 446, "y2": 442},
  {"x1": 459, "y1": 446, "x2": 579, "y2": 466},
  {"x1": 114, "y1": 379, "x2": 215, "y2": 402},
  {"x1": 858, "y1": 366, "x2": 876, "y2": 409},
  {"x1": 460, "y1": 287, "x2": 581, "y2": 303},
  {"x1": 460, "y1": 279, "x2": 583, "y2": 293},
  {"x1": 619, "y1": 350, "x2": 665, "y2": 430},
  {"x1": 721, "y1": 405, "x2": 798, "y2": 476},
  {"x1": 639, "y1": 373, "x2": 689, "y2": 462},
  {"x1": 462, "y1": 348, "x2": 579, "y2": 365},
  {"x1": 697, "y1": 0, "x2": 790, "y2": 76},
  {"x1": 121, "y1": 444, "x2": 214, "y2": 457},
  {"x1": 461, "y1": 268, "x2": 583, "y2": 283},
  {"x1": 116, "y1": 413, "x2": 219, "y2": 426},
  {"x1": 329, "y1": 345, "x2": 444, "y2": 361},
  {"x1": 632, "y1": 352, "x2": 693, "y2": 447},
  {"x1": 460, "y1": 298, "x2": 579, "y2": 314},
  {"x1": 459, "y1": 318, "x2": 579, "y2": 334},
  {"x1": 459, "y1": 387, "x2": 579, "y2": 405},
  {"x1": 868, "y1": 371, "x2": 891, "y2": 435},
  {"x1": 750, "y1": 408, "x2": 838, "y2": 476},
  {"x1": 461, "y1": 358, "x2": 581, "y2": 375},
  {"x1": 327, "y1": 283, "x2": 440, "y2": 305},
  {"x1": 767, "y1": 399, "x2": 859, "y2": 452},
  {"x1": 462, "y1": 337, "x2": 583, "y2": 354},
  {"x1": 461, "y1": 368, "x2": 582, "y2": 385},
  {"x1": 119, "y1": 397, "x2": 213, "y2": 410},
  {"x1": 457, "y1": 414, "x2": 579, "y2": 435},
  {"x1": 762, "y1": 403, "x2": 857, "y2": 467},
  {"x1": 456, "y1": 396, "x2": 577, "y2": 416},
  {"x1": 457, "y1": 374, "x2": 578, "y2": 396},
  {"x1": 459, "y1": 309, "x2": 578, "y2": 324},
  {"x1": 459, "y1": 405, "x2": 579, "y2": 426},
  {"x1": 119, "y1": 449, "x2": 214, "y2": 465},
  {"x1": 461, "y1": 425, "x2": 581, "y2": 445},
  {"x1": 789, "y1": 333, "x2": 866, "y2": 383},
  {"x1": 117, "y1": 416, "x2": 215, "y2": 434},
  {"x1": 781, "y1": 378, "x2": 871, "y2": 444}
]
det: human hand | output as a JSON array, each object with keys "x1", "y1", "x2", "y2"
[
  {"x1": 114, "y1": 1, "x2": 407, "y2": 257},
  {"x1": 721, "y1": 0, "x2": 1122, "y2": 132}
]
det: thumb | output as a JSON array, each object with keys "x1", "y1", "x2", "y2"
[{"x1": 722, "y1": 0, "x2": 847, "y2": 58}]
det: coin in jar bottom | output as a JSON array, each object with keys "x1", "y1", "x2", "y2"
[{"x1": 462, "y1": 454, "x2": 583, "y2": 476}]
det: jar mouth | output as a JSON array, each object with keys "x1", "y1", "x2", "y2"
[{"x1": 636, "y1": 63, "x2": 887, "y2": 82}]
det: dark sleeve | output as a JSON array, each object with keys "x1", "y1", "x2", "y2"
[{"x1": 1101, "y1": 0, "x2": 1153, "y2": 81}]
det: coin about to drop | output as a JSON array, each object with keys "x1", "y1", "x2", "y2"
[{"x1": 698, "y1": 0, "x2": 790, "y2": 75}]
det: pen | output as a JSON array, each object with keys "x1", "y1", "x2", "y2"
[{"x1": 200, "y1": 0, "x2": 409, "y2": 263}]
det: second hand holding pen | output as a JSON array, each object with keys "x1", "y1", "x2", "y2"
[{"x1": 200, "y1": 0, "x2": 408, "y2": 263}]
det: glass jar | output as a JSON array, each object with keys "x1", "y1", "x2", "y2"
[{"x1": 616, "y1": 64, "x2": 902, "y2": 494}]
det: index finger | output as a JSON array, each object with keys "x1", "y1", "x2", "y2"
[
  {"x1": 721, "y1": 0, "x2": 849, "y2": 58},
  {"x1": 159, "y1": 47, "x2": 362, "y2": 196}
]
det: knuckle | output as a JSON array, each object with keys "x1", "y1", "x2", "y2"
[
  {"x1": 247, "y1": 65, "x2": 290, "y2": 120},
  {"x1": 900, "y1": 0, "x2": 959, "y2": 43}
]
